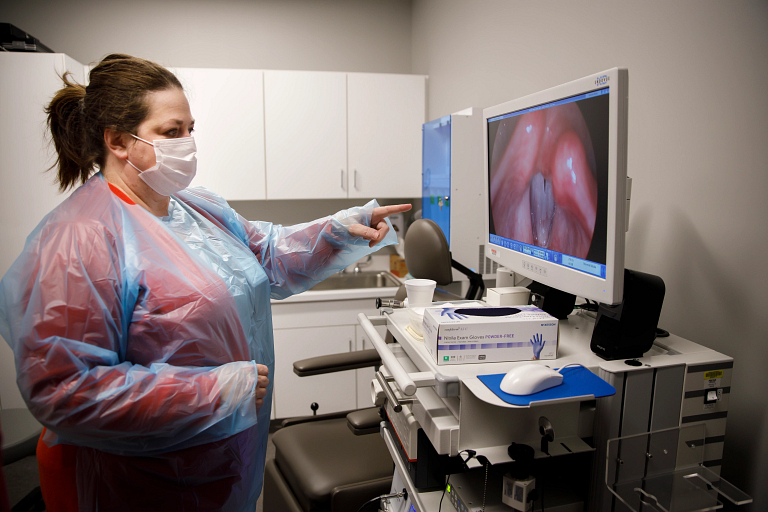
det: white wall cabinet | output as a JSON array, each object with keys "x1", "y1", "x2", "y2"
[
  {"x1": 173, "y1": 68, "x2": 266, "y2": 200},
  {"x1": 347, "y1": 73, "x2": 425, "y2": 199},
  {"x1": 0, "y1": 53, "x2": 83, "y2": 409},
  {"x1": 270, "y1": 294, "x2": 393, "y2": 418},
  {"x1": 264, "y1": 71, "x2": 348, "y2": 199},
  {"x1": 264, "y1": 70, "x2": 425, "y2": 200},
  {"x1": 272, "y1": 325, "x2": 357, "y2": 418},
  {"x1": 271, "y1": 320, "x2": 387, "y2": 418}
]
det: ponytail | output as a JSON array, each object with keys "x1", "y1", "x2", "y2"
[
  {"x1": 45, "y1": 54, "x2": 183, "y2": 191},
  {"x1": 46, "y1": 73, "x2": 89, "y2": 191}
]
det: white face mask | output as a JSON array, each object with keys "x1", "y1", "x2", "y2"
[{"x1": 127, "y1": 135, "x2": 197, "y2": 196}]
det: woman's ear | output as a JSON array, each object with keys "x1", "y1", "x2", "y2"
[{"x1": 104, "y1": 128, "x2": 131, "y2": 160}]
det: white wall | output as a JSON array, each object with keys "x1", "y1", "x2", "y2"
[
  {"x1": 3, "y1": 0, "x2": 413, "y2": 73},
  {"x1": 2, "y1": 0, "x2": 419, "y2": 228},
  {"x1": 411, "y1": 0, "x2": 768, "y2": 506}
]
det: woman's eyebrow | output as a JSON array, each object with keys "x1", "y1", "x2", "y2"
[{"x1": 157, "y1": 119, "x2": 194, "y2": 129}]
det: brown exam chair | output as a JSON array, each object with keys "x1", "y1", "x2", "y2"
[{"x1": 263, "y1": 219, "x2": 482, "y2": 512}]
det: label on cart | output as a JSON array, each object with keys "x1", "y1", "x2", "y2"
[{"x1": 704, "y1": 370, "x2": 723, "y2": 389}]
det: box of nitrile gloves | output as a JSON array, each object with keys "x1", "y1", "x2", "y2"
[{"x1": 422, "y1": 305, "x2": 558, "y2": 365}]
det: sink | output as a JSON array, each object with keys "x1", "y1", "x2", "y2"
[{"x1": 309, "y1": 271, "x2": 401, "y2": 291}]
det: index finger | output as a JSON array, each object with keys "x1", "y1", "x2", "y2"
[{"x1": 372, "y1": 204, "x2": 412, "y2": 219}]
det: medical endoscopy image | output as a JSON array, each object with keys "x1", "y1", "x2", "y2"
[{"x1": 488, "y1": 94, "x2": 609, "y2": 264}]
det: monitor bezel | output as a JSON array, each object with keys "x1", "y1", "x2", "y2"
[{"x1": 483, "y1": 68, "x2": 628, "y2": 305}]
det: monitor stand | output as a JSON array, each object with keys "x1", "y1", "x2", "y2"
[
  {"x1": 527, "y1": 281, "x2": 576, "y2": 320},
  {"x1": 590, "y1": 269, "x2": 666, "y2": 360}
]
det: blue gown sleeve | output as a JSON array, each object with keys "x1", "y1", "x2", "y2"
[
  {"x1": 0, "y1": 220, "x2": 259, "y2": 456},
  {"x1": 245, "y1": 201, "x2": 398, "y2": 299},
  {"x1": 177, "y1": 187, "x2": 398, "y2": 299}
]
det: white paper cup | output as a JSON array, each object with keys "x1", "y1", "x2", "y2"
[{"x1": 405, "y1": 279, "x2": 436, "y2": 307}]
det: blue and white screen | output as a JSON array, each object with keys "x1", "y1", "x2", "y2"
[
  {"x1": 487, "y1": 88, "x2": 610, "y2": 278},
  {"x1": 422, "y1": 115, "x2": 452, "y2": 246}
]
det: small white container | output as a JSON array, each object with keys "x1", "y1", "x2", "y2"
[
  {"x1": 404, "y1": 279, "x2": 436, "y2": 307},
  {"x1": 486, "y1": 287, "x2": 531, "y2": 307}
]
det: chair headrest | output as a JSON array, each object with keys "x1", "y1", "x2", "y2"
[{"x1": 403, "y1": 219, "x2": 453, "y2": 286}]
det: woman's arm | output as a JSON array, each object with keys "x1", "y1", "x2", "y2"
[
  {"x1": 176, "y1": 187, "x2": 408, "y2": 299},
  {"x1": 243, "y1": 201, "x2": 409, "y2": 298}
]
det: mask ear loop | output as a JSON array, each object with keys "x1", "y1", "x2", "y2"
[
  {"x1": 131, "y1": 134, "x2": 154, "y2": 146},
  {"x1": 126, "y1": 159, "x2": 144, "y2": 174},
  {"x1": 126, "y1": 134, "x2": 153, "y2": 173}
]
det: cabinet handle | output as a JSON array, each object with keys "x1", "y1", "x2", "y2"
[
  {"x1": 349, "y1": 339, "x2": 353, "y2": 352},
  {"x1": 341, "y1": 169, "x2": 345, "y2": 191},
  {"x1": 354, "y1": 169, "x2": 358, "y2": 190}
]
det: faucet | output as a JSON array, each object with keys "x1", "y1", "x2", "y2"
[{"x1": 353, "y1": 254, "x2": 373, "y2": 273}]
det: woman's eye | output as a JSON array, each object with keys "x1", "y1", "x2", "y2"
[
  {"x1": 189, "y1": 127, "x2": 195, "y2": 135},
  {"x1": 166, "y1": 129, "x2": 178, "y2": 137}
]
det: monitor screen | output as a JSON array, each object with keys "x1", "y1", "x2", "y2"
[
  {"x1": 484, "y1": 69, "x2": 627, "y2": 304},
  {"x1": 488, "y1": 89, "x2": 609, "y2": 278}
]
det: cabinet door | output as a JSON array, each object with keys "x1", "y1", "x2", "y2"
[
  {"x1": 355, "y1": 324, "x2": 387, "y2": 409},
  {"x1": 0, "y1": 53, "x2": 81, "y2": 410},
  {"x1": 273, "y1": 325, "x2": 357, "y2": 418},
  {"x1": 172, "y1": 68, "x2": 266, "y2": 200},
  {"x1": 348, "y1": 73, "x2": 425, "y2": 199},
  {"x1": 264, "y1": 71, "x2": 347, "y2": 199}
]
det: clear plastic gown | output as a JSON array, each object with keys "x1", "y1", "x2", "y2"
[{"x1": 0, "y1": 173, "x2": 396, "y2": 511}]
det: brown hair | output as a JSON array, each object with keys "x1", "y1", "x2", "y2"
[{"x1": 46, "y1": 53, "x2": 183, "y2": 191}]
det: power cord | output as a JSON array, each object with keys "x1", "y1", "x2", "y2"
[
  {"x1": 556, "y1": 362, "x2": 585, "y2": 374},
  {"x1": 438, "y1": 449, "x2": 476, "y2": 512},
  {"x1": 437, "y1": 474, "x2": 451, "y2": 512},
  {"x1": 577, "y1": 299, "x2": 599, "y2": 312},
  {"x1": 538, "y1": 480, "x2": 544, "y2": 512}
]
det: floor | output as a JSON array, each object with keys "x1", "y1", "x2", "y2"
[
  {"x1": 3, "y1": 433, "x2": 276, "y2": 512},
  {"x1": 3, "y1": 455, "x2": 39, "y2": 507}
]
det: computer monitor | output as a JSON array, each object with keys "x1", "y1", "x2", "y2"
[{"x1": 484, "y1": 68, "x2": 628, "y2": 305}]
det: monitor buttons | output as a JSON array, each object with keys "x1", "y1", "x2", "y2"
[{"x1": 522, "y1": 260, "x2": 548, "y2": 277}]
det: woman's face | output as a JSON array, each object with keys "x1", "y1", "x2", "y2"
[{"x1": 127, "y1": 87, "x2": 195, "y2": 173}]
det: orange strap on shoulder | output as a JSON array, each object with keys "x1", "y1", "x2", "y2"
[{"x1": 108, "y1": 183, "x2": 136, "y2": 205}]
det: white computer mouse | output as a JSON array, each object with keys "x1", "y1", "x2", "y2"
[{"x1": 499, "y1": 364, "x2": 564, "y2": 395}]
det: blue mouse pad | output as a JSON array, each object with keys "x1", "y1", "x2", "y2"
[{"x1": 478, "y1": 366, "x2": 616, "y2": 406}]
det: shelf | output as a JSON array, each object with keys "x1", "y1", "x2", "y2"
[{"x1": 606, "y1": 424, "x2": 752, "y2": 511}]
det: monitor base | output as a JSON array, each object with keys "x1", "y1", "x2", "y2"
[{"x1": 590, "y1": 269, "x2": 666, "y2": 360}]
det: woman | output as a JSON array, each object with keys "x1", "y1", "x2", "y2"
[{"x1": 0, "y1": 54, "x2": 409, "y2": 511}]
